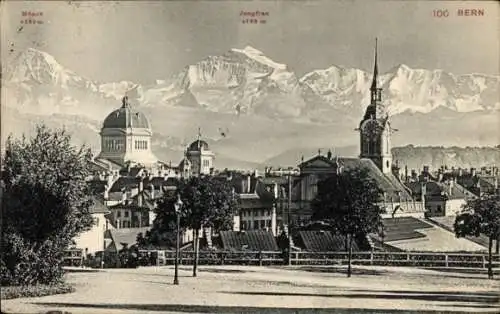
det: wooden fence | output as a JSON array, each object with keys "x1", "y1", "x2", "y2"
[{"x1": 138, "y1": 250, "x2": 500, "y2": 269}]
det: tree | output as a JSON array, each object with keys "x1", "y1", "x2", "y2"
[
  {"x1": 151, "y1": 176, "x2": 238, "y2": 277},
  {"x1": 144, "y1": 190, "x2": 181, "y2": 248},
  {"x1": 311, "y1": 168, "x2": 384, "y2": 277},
  {"x1": 1, "y1": 125, "x2": 95, "y2": 285},
  {"x1": 177, "y1": 176, "x2": 238, "y2": 277},
  {"x1": 454, "y1": 192, "x2": 500, "y2": 279}
]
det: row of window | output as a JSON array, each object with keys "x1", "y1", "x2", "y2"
[
  {"x1": 241, "y1": 209, "x2": 272, "y2": 217},
  {"x1": 361, "y1": 138, "x2": 390, "y2": 155},
  {"x1": 104, "y1": 139, "x2": 125, "y2": 152},
  {"x1": 116, "y1": 210, "x2": 129, "y2": 218},
  {"x1": 103, "y1": 139, "x2": 149, "y2": 152},
  {"x1": 241, "y1": 219, "x2": 272, "y2": 230},
  {"x1": 135, "y1": 140, "x2": 148, "y2": 150},
  {"x1": 203, "y1": 159, "x2": 210, "y2": 167}
]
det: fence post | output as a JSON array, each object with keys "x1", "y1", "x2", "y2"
[
  {"x1": 295, "y1": 252, "x2": 298, "y2": 266},
  {"x1": 483, "y1": 255, "x2": 487, "y2": 269},
  {"x1": 445, "y1": 254, "x2": 448, "y2": 268},
  {"x1": 259, "y1": 251, "x2": 263, "y2": 266},
  {"x1": 370, "y1": 251, "x2": 374, "y2": 266},
  {"x1": 220, "y1": 252, "x2": 224, "y2": 265}
]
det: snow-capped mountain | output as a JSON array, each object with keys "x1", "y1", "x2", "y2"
[
  {"x1": 2, "y1": 47, "x2": 499, "y2": 122},
  {"x1": 299, "y1": 64, "x2": 500, "y2": 118}
]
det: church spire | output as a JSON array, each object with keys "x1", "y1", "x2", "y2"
[
  {"x1": 197, "y1": 127, "x2": 202, "y2": 149},
  {"x1": 370, "y1": 38, "x2": 378, "y2": 92},
  {"x1": 370, "y1": 38, "x2": 382, "y2": 104}
]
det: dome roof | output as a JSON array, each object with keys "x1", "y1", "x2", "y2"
[
  {"x1": 188, "y1": 139, "x2": 209, "y2": 151},
  {"x1": 102, "y1": 97, "x2": 151, "y2": 129}
]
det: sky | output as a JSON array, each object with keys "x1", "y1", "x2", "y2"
[{"x1": 1, "y1": 0, "x2": 499, "y2": 84}]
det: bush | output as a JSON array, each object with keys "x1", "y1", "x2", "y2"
[
  {"x1": 1, "y1": 125, "x2": 95, "y2": 286},
  {"x1": 0, "y1": 283, "x2": 74, "y2": 300},
  {"x1": 1, "y1": 233, "x2": 65, "y2": 286}
]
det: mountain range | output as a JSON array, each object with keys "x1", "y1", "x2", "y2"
[{"x1": 2, "y1": 46, "x2": 499, "y2": 169}]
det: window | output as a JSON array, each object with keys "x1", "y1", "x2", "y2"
[
  {"x1": 124, "y1": 211, "x2": 129, "y2": 218},
  {"x1": 116, "y1": 211, "x2": 121, "y2": 218},
  {"x1": 437, "y1": 205, "x2": 442, "y2": 213}
]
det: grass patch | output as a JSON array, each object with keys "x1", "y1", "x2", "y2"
[{"x1": 1, "y1": 283, "x2": 75, "y2": 300}]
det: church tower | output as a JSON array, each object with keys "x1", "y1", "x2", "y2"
[
  {"x1": 358, "y1": 39, "x2": 394, "y2": 174},
  {"x1": 179, "y1": 128, "x2": 215, "y2": 177}
]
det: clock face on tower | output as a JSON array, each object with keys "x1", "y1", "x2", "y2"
[{"x1": 362, "y1": 120, "x2": 382, "y2": 137}]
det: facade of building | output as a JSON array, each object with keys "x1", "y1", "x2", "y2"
[
  {"x1": 96, "y1": 96, "x2": 159, "y2": 168},
  {"x1": 178, "y1": 131, "x2": 216, "y2": 178},
  {"x1": 73, "y1": 196, "x2": 112, "y2": 254}
]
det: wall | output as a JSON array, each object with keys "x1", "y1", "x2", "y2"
[
  {"x1": 445, "y1": 199, "x2": 466, "y2": 216},
  {"x1": 74, "y1": 213, "x2": 108, "y2": 254}
]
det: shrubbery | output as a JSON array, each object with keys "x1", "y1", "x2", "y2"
[
  {"x1": 0, "y1": 282, "x2": 74, "y2": 300},
  {"x1": 1, "y1": 125, "x2": 94, "y2": 287}
]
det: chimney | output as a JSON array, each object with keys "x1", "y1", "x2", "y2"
[
  {"x1": 247, "y1": 174, "x2": 251, "y2": 193},
  {"x1": 471, "y1": 168, "x2": 476, "y2": 177},
  {"x1": 104, "y1": 185, "x2": 109, "y2": 200},
  {"x1": 138, "y1": 179, "x2": 144, "y2": 193},
  {"x1": 273, "y1": 183, "x2": 279, "y2": 199}
]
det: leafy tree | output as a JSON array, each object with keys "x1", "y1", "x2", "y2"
[
  {"x1": 143, "y1": 190, "x2": 180, "y2": 248},
  {"x1": 177, "y1": 176, "x2": 238, "y2": 277},
  {"x1": 1, "y1": 125, "x2": 95, "y2": 285},
  {"x1": 311, "y1": 168, "x2": 384, "y2": 277},
  {"x1": 454, "y1": 192, "x2": 500, "y2": 279},
  {"x1": 150, "y1": 176, "x2": 238, "y2": 277}
]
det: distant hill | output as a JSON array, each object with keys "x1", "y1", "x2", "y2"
[
  {"x1": 392, "y1": 145, "x2": 500, "y2": 171},
  {"x1": 260, "y1": 145, "x2": 500, "y2": 171}
]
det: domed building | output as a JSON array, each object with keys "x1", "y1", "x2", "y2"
[
  {"x1": 179, "y1": 131, "x2": 215, "y2": 178},
  {"x1": 97, "y1": 96, "x2": 158, "y2": 167}
]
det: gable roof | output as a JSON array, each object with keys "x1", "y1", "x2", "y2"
[
  {"x1": 340, "y1": 158, "x2": 413, "y2": 201},
  {"x1": 406, "y1": 181, "x2": 474, "y2": 201},
  {"x1": 105, "y1": 227, "x2": 151, "y2": 252},
  {"x1": 297, "y1": 230, "x2": 360, "y2": 252},
  {"x1": 109, "y1": 177, "x2": 142, "y2": 192},
  {"x1": 89, "y1": 195, "x2": 110, "y2": 214},
  {"x1": 219, "y1": 230, "x2": 278, "y2": 251},
  {"x1": 298, "y1": 155, "x2": 414, "y2": 202}
]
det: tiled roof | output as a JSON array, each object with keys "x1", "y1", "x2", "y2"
[
  {"x1": 219, "y1": 230, "x2": 278, "y2": 251},
  {"x1": 406, "y1": 181, "x2": 473, "y2": 201},
  {"x1": 105, "y1": 227, "x2": 151, "y2": 252},
  {"x1": 89, "y1": 195, "x2": 110, "y2": 214},
  {"x1": 109, "y1": 177, "x2": 141, "y2": 192},
  {"x1": 297, "y1": 231, "x2": 360, "y2": 252},
  {"x1": 108, "y1": 192, "x2": 123, "y2": 202},
  {"x1": 339, "y1": 158, "x2": 413, "y2": 201},
  {"x1": 377, "y1": 217, "x2": 433, "y2": 242},
  {"x1": 88, "y1": 180, "x2": 107, "y2": 194}
]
